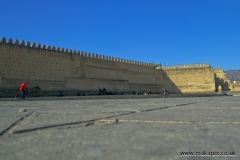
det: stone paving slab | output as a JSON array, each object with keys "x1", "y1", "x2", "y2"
[{"x1": 0, "y1": 96, "x2": 239, "y2": 160}]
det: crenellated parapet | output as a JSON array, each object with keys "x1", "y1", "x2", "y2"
[
  {"x1": 1, "y1": 36, "x2": 215, "y2": 70},
  {"x1": 161, "y1": 63, "x2": 211, "y2": 69},
  {"x1": 1, "y1": 36, "x2": 157, "y2": 68},
  {"x1": 1, "y1": 37, "x2": 6, "y2": 43},
  {"x1": 155, "y1": 64, "x2": 162, "y2": 69}
]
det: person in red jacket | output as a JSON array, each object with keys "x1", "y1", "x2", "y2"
[{"x1": 20, "y1": 82, "x2": 29, "y2": 99}]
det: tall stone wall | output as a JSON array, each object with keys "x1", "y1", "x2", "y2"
[
  {"x1": 0, "y1": 37, "x2": 163, "y2": 97},
  {"x1": 160, "y1": 64, "x2": 216, "y2": 93},
  {"x1": 0, "y1": 36, "x2": 224, "y2": 97}
]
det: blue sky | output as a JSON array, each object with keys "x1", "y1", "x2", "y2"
[{"x1": 1, "y1": 0, "x2": 240, "y2": 70}]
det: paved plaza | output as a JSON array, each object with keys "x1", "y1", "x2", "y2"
[{"x1": 0, "y1": 96, "x2": 239, "y2": 160}]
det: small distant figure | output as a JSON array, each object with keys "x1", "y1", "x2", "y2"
[
  {"x1": 35, "y1": 85, "x2": 40, "y2": 89},
  {"x1": 77, "y1": 92, "x2": 85, "y2": 96},
  {"x1": 15, "y1": 92, "x2": 20, "y2": 99},
  {"x1": 162, "y1": 88, "x2": 168, "y2": 98},
  {"x1": 103, "y1": 88, "x2": 106, "y2": 93},
  {"x1": 136, "y1": 91, "x2": 139, "y2": 95},
  {"x1": 98, "y1": 88, "x2": 103, "y2": 95},
  {"x1": 57, "y1": 92, "x2": 63, "y2": 97},
  {"x1": 222, "y1": 91, "x2": 227, "y2": 96}
]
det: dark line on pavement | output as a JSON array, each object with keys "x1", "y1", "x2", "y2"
[
  {"x1": 10, "y1": 101, "x2": 204, "y2": 134},
  {"x1": 12, "y1": 111, "x2": 136, "y2": 134},
  {"x1": 0, "y1": 111, "x2": 34, "y2": 136}
]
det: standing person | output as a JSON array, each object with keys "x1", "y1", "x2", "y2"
[
  {"x1": 162, "y1": 88, "x2": 168, "y2": 98},
  {"x1": 20, "y1": 82, "x2": 29, "y2": 99}
]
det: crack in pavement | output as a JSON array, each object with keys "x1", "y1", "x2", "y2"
[
  {"x1": 0, "y1": 111, "x2": 34, "y2": 136},
  {"x1": 3, "y1": 101, "x2": 205, "y2": 135},
  {"x1": 10, "y1": 111, "x2": 136, "y2": 134}
]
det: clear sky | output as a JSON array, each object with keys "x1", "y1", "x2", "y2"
[{"x1": 1, "y1": 0, "x2": 239, "y2": 70}]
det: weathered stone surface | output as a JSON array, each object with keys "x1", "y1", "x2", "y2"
[
  {"x1": 0, "y1": 96, "x2": 239, "y2": 160},
  {"x1": 0, "y1": 37, "x2": 230, "y2": 98}
]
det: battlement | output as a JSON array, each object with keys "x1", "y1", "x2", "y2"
[
  {"x1": 214, "y1": 68, "x2": 224, "y2": 71},
  {"x1": 0, "y1": 36, "x2": 215, "y2": 72},
  {"x1": 0, "y1": 36, "x2": 157, "y2": 68},
  {"x1": 160, "y1": 63, "x2": 211, "y2": 69}
]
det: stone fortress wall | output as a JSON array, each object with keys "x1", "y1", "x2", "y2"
[
  {"x1": 158, "y1": 64, "x2": 216, "y2": 93},
  {"x1": 0, "y1": 37, "x2": 229, "y2": 97}
]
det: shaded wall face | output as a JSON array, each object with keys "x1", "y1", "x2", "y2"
[
  {"x1": 0, "y1": 43, "x2": 162, "y2": 92},
  {"x1": 214, "y1": 70, "x2": 229, "y2": 91},
  {"x1": 160, "y1": 71, "x2": 182, "y2": 93},
  {"x1": 162, "y1": 68, "x2": 216, "y2": 93}
]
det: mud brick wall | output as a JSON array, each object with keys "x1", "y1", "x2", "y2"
[
  {"x1": 161, "y1": 66, "x2": 215, "y2": 93},
  {"x1": 0, "y1": 37, "x2": 227, "y2": 97},
  {"x1": 0, "y1": 38, "x2": 162, "y2": 97}
]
